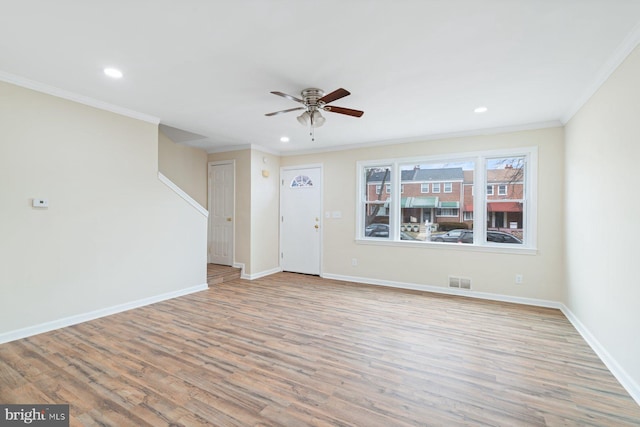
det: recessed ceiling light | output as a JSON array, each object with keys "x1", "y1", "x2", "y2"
[
  {"x1": 280, "y1": 136, "x2": 290, "y2": 143},
  {"x1": 103, "y1": 67, "x2": 123, "y2": 79},
  {"x1": 474, "y1": 106, "x2": 488, "y2": 113}
]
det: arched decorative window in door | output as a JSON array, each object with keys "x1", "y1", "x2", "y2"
[{"x1": 290, "y1": 175, "x2": 314, "y2": 188}]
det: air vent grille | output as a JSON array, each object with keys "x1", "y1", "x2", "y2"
[{"x1": 449, "y1": 275, "x2": 471, "y2": 290}]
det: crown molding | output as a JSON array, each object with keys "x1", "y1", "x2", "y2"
[
  {"x1": 562, "y1": 23, "x2": 640, "y2": 124},
  {"x1": 0, "y1": 70, "x2": 160, "y2": 125},
  {"x1": 280, "y1": 120, "x2": 562, "y2": 157}
]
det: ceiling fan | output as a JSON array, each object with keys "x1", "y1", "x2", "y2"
[{"x1": 265, "y1": 88, "x2": 364, "y2": 141}]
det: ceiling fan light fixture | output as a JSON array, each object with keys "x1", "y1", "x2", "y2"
[
  {"x1": 297, "y1": 111, "x2": 310, "y2": 126},
  {"x1": 312, "y1": 110, "x2": 325, "y2": 127}
]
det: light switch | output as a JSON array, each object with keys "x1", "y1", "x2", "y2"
[{"x1": 332, "y1": 211, "x2": 342, "y2": 218}]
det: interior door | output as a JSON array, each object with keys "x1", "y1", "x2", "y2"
[
  {"x1": 281, "y1": 166, "x2": 322, "y2": 275},
  {"x1": 208, "y1": 162, "x2": 234, "y2": 265}
]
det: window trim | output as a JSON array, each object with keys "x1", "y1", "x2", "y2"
[
  {"x1": 356, "y1": 146, "x2": 537, "y2": 252},
  {"x1": 421, "y1": 183, "x2": 429, "y2": 193},
  {"x1": 432, "y1": 182, "x2": 441, "y2": 193},
  {"x1": 498, "y1": 184, "x2": 507, "y2": 196},
  {"x1": 443, "y1": 182, "x2": 453, "y2": 193}
]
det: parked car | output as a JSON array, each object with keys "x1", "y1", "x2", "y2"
[
  {"x1": 365, "y1": 223, "x2": 390, "y2": 237},
  {"x1": 365, "y1": 223, "x2": 418, "y2": 240},
  {"x1": 431, "y1": 229, "x2": 522, "y2": 244},
  {"x1": 430, "y1": 229, "x2": 467, "y2": 242}
]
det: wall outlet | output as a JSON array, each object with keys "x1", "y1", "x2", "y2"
[
  {"x1": 515, "y1": 274, "x2": 523, "y2": 284},
  {"x1": 351, "y1": 258, "x2": 358, "y2": 266},
  {"x1": 32, "y1": 198, "x2": 49, "y2": 208}
]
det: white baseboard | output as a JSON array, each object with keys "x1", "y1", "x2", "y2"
[
  {"x1": 321, "y1": 273, "x2": 561, "y2": 308},
  {"x1": 560, "y1": 304, "x2": 640, "y2": 406},
  {"x1": 244, "y1": 266, "x2": 282, "y2": 280},
  {"x1": 0, "y1": 283, "x2": 208, "y2": 345}
]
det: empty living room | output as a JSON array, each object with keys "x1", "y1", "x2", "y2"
[{"x1": 1, "y1": 1, "x2": 640, "y2": 426}]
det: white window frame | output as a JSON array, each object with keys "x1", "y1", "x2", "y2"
[
  {"x1": 498, "y1": 184, "x2": 507, "y2": 196},
  {"x1": 385, "y1": 183, "x2": 391, "y2": 194},
  {"x1": 432, "y1": 183, "x2": 441, "y2": 193},
  {"x1": 463, "y1": 211, "x2": 474, "y2": 221},
  {"x1": 443, "y1": 182, "x2": 452, "y2": 193},
  {"x1": 356, "y1": 147, "x2": 537, "y2": 252},
  {"x1": 487, "y1": 185, "x2": 494, "y2": 196},
  {"x1": 436, "y1": 208, "x2": 459, "y2": 217},
  {"x1": 421, "y1": 183, "x2": 429, "y2": 193}
]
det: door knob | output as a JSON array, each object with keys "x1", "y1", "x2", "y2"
[{"x1": 314, "y1": 224, "x2": 319, "y2": 229}]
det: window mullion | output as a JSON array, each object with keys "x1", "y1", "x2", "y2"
[
  {"x1": 390, "y1": 162, "x2": 401, "y2": 240},
  {"x1": 473, "y1": 157, "x2": 486, "y2": 245}
]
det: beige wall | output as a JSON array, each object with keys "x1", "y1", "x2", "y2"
[
  {"x1": 158, "y1": 131, "x2": 208, "y2": 208},
  {"x1": 282, "y1": 127, "x2": 565, "y2": 302},
  {"x1": 250, "y1": 149, "x2": 281, "y2": 276},
  {"x1": 565, "y1": 45, "x2": 640, "y2": 390},
  {"x1": 208, "y1": 150, "x2": 251, "y2": 272},
  {"x1": 0, "y1": 81, "x2": 207, "y2": 335},
  {"x1": 207, "y1": 148, "x2": 281, "y2": 277}
]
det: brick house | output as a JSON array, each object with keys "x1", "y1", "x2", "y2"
[{"x1": 367, "y1": 165, "x2": 523, "y2": 230}]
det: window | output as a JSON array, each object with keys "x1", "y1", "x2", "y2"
[
  {"x1": 486, "y1": 157, "x2": 526, "y2": 245},
  {"x1": 362, "y1": 166, "x2": 392, "y2": 240},
  {"x1": 436, "y1": 208, "x2": 459, "y2": 217},
  {"x1": 290, "y1": 175, "x2": 313, "y2": 187},
  {"x1": 357, "y1": 147, "x2": 536, "y2": 249}
]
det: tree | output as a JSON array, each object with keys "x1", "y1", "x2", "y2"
[{"x1": 365, "y1": 167, "x2": 390, "y2": 226}]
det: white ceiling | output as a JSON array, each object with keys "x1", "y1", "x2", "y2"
[{"x1": 2, "y1": 1, "x2": 640, "y2": 154}]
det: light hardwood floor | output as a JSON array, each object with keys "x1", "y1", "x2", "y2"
[{"x1": 1, "y1": 273, "x2": 639, "y2": 426}]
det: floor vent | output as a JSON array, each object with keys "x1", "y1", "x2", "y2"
[{"x1": 449, "y1": 276, "x2": 472, "y2": 290}]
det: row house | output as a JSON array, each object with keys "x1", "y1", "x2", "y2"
[{"x1": 366, "y1": 165, "x2": 523, "y2": 230}]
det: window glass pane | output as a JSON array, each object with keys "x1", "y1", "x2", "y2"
[
  {"x1": 486, "y1": 157, "x2": 524, "y2": 244},
  {"x1": 400, "y1": 161, "x2": 473, "y2": 242},
  {"x1": 363, "y1": 166, "x2": 391, "y2": 239},
  {"x1": 290, "y1": 175, "x2": 313, "y2": 188}
]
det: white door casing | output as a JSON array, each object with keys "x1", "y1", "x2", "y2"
[
  {"x1": 280, "y1": 166, "x2": 322, "y2": 275},
  {"x1": 208, "y1": 161, "x2": 234, "y2": 265}
]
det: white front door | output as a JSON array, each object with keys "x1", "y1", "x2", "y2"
[
  {"x1": 208, "y1": 162, "x2": 234, "y2": 265},
  {"x1": 280, "y1": 166, "x2": 322, "y2": 275}
]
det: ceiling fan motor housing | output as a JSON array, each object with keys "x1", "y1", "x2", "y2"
[{"x1": 301, "y1": 88, "x2": 325, "y2": 109}]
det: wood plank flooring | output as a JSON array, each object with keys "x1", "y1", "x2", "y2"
[
  {"x1": 207, "y1": 264, "x2": 242, "y2": 285},
  {"x1": 1, "y1": 272, "x2": 639, "y2": 426}
]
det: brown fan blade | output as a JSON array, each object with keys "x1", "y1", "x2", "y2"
[
  {"x1": 323, "y1": 105, "x2": 364, "y2": 117},
  {"x1": 265, "y1": 107, "x2": 305, "y2": 117},
  {"x1": 318, "y1": 88, "x2": 350, "y2": 105},
  {"x1": 271, "y1": 91, "x2": 305, "y2": 104}
]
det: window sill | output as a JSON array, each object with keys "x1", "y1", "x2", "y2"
[{"x1": 355, "y1": 238, "x2": 538, "y2": 255}]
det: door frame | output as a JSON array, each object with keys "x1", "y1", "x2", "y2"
[
  {"x1": 279, "y1": 163, "x2": 323, "y2": 276},
  {"x1": 208, "y1": 160, "x2": 235, "y2": 265}
]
